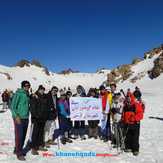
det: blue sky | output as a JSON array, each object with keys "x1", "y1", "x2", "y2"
[{"x1": 0, "y1": 0, "x2": 163, "y2": 72}]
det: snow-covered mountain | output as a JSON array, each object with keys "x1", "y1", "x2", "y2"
[
  {"x1": 104, "y1": 44, "x2": 163, "y2": 90},
  {"x1": 0, "y1": 44, "x2": 163, "y2": 95},
  {"x1": 0, "y1": 64, "x2": 110, "y2": 93}
]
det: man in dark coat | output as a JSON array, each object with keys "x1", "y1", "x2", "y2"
[
  {"x1": 30, "y1": 85, "x2": 49, "y2": 155},
  {"x1": 44, "y1": 86, "x2": 58, "y2": 145}
]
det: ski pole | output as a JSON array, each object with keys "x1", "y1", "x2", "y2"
[
  {"x1": 116, "y1": 123, "x2": 119, "y2": 154},
  {"x1": 121, "y1": 124, "x2": 129, "y2": 152}
]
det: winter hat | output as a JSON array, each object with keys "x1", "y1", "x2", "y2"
[
  {"x1": 66, "y1": 91, "x2": 72, "y2": 96},
  {"x1": 99, "y1": 85, "x2": 105, "y2": 90}
]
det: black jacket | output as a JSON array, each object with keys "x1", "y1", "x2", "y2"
[
  {"x1": 46, "y1": 91, "x2": 58, "y2": 120},
  {"x1": 30, "y1": 92, "x2": 50, "y2": 123}
]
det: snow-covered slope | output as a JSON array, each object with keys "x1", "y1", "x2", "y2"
[
  {"x1": 0, "y1": 73, "x2": 163, "y2": 163},
  {"x1": 0, "y1": 64, "x2": 110, "y2": 93},
  {"x1": 117, "y1": 50, "x2": 163, "y2": 91},
  {"x1": 0, "y1": 47, "x2": 162, "y2": 94}
]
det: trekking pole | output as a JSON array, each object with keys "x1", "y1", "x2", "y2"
[
  {"x1": 116, "y1": 123, "x2": 120, "y2": 154},
  {"x1": 121, "y1": 125, "x2": 129, "y2": 153},
  {"x1": 108, "y1": 121, "x2": 113, "y2": 151},
  {"x1": 54, "y1": 120, "x2": 60, "y2": 150}
]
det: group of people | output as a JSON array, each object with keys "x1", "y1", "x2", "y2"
[{"x1": 8, "y1": 80, "x2": 144, "y2": 161}]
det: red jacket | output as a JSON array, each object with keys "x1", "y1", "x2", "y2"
[{"x1": 122, "y1": 94, "x2": 144, "y2": 124}]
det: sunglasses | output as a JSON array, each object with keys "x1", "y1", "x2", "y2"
[{"x1": 25, "y1": 84, "x2": 31, "y2": 88}]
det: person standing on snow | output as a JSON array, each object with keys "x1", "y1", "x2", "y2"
[
  {"x1": 87, "y1": 88, "x2": 100, "y2": 139},
  {"x1": 99, "y1": 85, "x2": 112, "y2": 142},
  {"x1": 44, "y1": 86, "x2": 58, "y2": 146},
  {"x1": 110, "y1": 92, "x2": 124, "y2": 149},
  {"x1": 122, "y1": 92, "x2": 144, "y2": 156},
  {"x1": 11, "y1": 81, "x2": 31, "y2": 161},
  {"x1": 73, "y1": 85, "x2": 87, "y2": 140},
  {"x1": 30, "y1": 85, "x2": 49, "y2": 155},
  {"x1": 66, "y1": 90, "x2": 73, "y2": 139},
  {"x1": 133, "y1": 86, "x2": 146, "y2": 112},
  {"x1": 133, "y1": 86, "x2": 142, "y2": 101},
  {"x1": 58, "y1": 92, "x2": 73, "y2": 145},
  {"x1": 1, "y1": 89, "x2": 10, "y2": 110}
]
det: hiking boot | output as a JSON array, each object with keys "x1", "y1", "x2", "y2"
[
  {"x1": 73, "y1": 129, "x2": 80, "y2": 139},
  {"x1": 103, "y1": 138, "x2": 109, "y2": 142},
  {"x1": 44, "y1": 143, "x2": 51, "y2": 148},
  {"x1": 133, "y1": 151, "x2": 139, "y2": 156},
  {"x1": 74, "y1": 135, "x2": 79, "y2": 139},
  {"x1": 17, "y1": 155, "x2": 26, "y2": 161},
  {"x1": 46, "y1": 140, "x2": 57, "y2": 145},
  {"x1": 80, "y1": 135, "x2": 86, "y2": 140},
  {"x1": 45, "y1": 145, "x2": 50, "y2": 148},
  {"x1": 65, "y1": 138, "x2": 73, "y2": 143},
  {"x1": 38, "y1": 146, "x2": 48, "y2": 151},
  {"x1": 100, "y1": 136, "x2": 104, "y2": 140},
  {"x1": 61, "y1": 138, "x2": 66, "y2": 145},
  {"x1": 124, "y1": 149, "x2": 132, "y2": 153},
  {"x1": 50, "y1": 142, "x2": 57, "y2": 145},
  {"x1": 31, "y1": 149, "x2": 39, "y2": 155},
  {"x1": 68, "y1": 135, "x2": 74, "y2": 139},
  {"x1": 113, "y1": 145, "x2": 118, "y2": 148}
]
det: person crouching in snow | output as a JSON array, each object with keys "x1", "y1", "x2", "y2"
[
  {"x1": 111, "y1": 93, "x2": 124, "y2": 149},
  {"x1": 58, "y1": 92, "x2": 73, "y2": 145},
  {"x1": 122, "y1": 92, "x2": 144, "y2": 156},
  {"x1": 87, "y1": 88, "x2": 100, "y2": 139},
  {"x1": 30, "y1": 85, "x2": 49, "y2": 155}
]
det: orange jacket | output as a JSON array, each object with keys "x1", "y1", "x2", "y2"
[{"x1": 122, "y1": 94, "x2": 144, "y2": 124}]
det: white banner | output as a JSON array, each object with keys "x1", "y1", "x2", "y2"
[{"x1": 70, "y1": 97, "x2": 103, "y2": 121}]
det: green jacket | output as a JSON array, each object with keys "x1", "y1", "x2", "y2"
[{"x1": 11, "y1": 89, "x2": 30, "y2": 119}]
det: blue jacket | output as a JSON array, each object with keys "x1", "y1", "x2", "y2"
[{"x1": 58, "y1": 99, "x2": 69, "y2": 118}]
